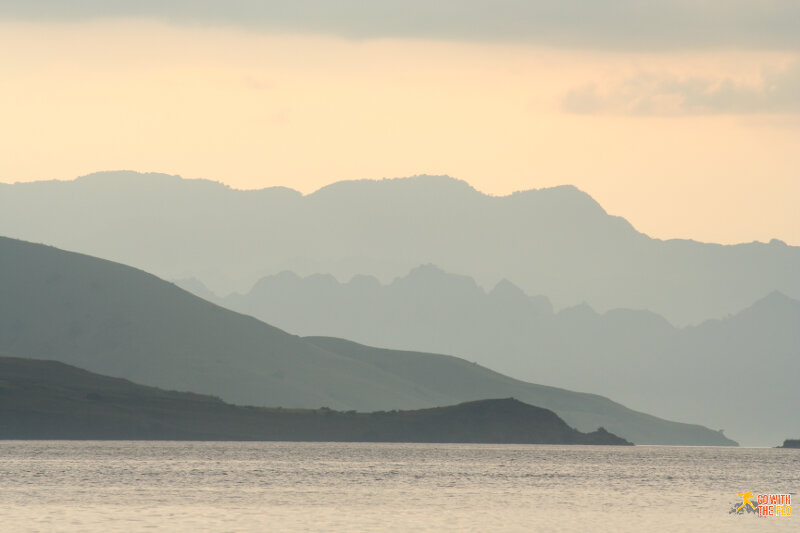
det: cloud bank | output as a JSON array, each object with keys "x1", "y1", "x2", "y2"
[
  {"x1": 2, "y1": 1, "x2": 800, "y2": 51},
  {"x1": 563, "y1": 63, "x2": 800, "y2": 115}
]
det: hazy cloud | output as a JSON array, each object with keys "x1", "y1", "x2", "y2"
[
  {"x1": 2, "y1": 1, "x2": 800, "y2": 51},
  {"x1": 563, "y1": 63, "x2": 800, "y2": 115}
]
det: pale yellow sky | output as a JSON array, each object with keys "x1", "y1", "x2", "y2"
[{"x1": 1, "y1": 20, "x2": 798, "y2": 245}]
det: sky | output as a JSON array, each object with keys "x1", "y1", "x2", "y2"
[{"x1": 1, "y1": 1, "x2": 798, "y2": 245}]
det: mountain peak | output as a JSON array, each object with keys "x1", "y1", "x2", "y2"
[
  {"x1": 76, "y1": 170, "x2": 184, "y2": 185},
  {"x1": 309, "y1": 175, "x2": 480, "y2": 199},
  {"x1": 490, "y1": 278, "x2": 525, "y2": 296},
  {"x1": 558, "y1": 302, "x2": 599, "y2": 320},
  {"x1": 740, "y1": 290, "x2": 799, "y2": 315},
  {"x1": 405, "y1": 263, "x2": 448, "y2": 277},
  {"x1": 489, "y1": 279, "x2": 553, "y2": 315},
  {"x1": 387, "y1": 264, "x2": 485, "y2": 299}
]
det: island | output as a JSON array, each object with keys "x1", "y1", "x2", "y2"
[
  {"x1": 778, "y1": 439, "x2": 800, "y2": 448},
  {"x1": 0, "y1": 355, "x2": 631, "y2": 445}
]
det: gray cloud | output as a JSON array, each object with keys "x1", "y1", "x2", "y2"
[
  {"x1": 2, "y1": 1, "x2": 800, "y2": 51},
  {"x1": 563, "y1": 63, "x2": 800, "y2": 115}
]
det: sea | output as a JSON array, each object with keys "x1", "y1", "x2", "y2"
[{"x1": 0, "y1": 441, "x2": 796, "y2": 532}]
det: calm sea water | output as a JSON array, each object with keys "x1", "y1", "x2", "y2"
[{"x1": 0, "y1": 441, "x2": 796, "y2": 532}]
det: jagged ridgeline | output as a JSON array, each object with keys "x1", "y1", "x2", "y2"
[
  {"x1": 0, "y1": 236, "x2": 734, "y2": 445},
  {"x1": 1, "y1": 172, "x2": 797, "y2": 326},
  {"x1": 208, "y1": 265, "x2": 800, "y2": 447}
]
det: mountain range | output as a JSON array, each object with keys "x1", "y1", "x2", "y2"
[
  {"x1": 196, "y1": 265, "x2": 799, "y2": 446},
  {"x1": 0, "y1": 236, "x2": 734, "y2": 445},
  {"x1": 2, "y1": 171, "x2": 798, "y2": 326}
]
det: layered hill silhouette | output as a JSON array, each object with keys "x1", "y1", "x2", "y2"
[
  {"x1": 0, "y1": 236, "x2": 733, "y2": 445},
  {"x1": 204, "y1": 265, "x2": 799, "y2": 446},
  {"x1": 0, "y1": 356, "x2": 630, "y2": 444},
  {"x1": 1, "y1": 171, "x2": 798, "y2": 325}
]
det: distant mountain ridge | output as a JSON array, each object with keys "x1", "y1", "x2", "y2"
[
  {"x1": 196, "y1": 264, "x2": 800, "y2": 446},
  {"x1": 0, "y1": 355, "x2": 630, "y2": 445},
  {"x1": 0, "y1": 236, "x2": 734, "y2": 445},
  {"x1": 1, "y1": 171, "x2": 798, "y2": 325}
]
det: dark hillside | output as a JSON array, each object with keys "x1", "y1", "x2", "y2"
[{"x1": 0, "y1": 356, "x2": 629, "y2": 445}]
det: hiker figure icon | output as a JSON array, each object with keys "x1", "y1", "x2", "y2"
[{"x1": 736, "y1": 491, "x2": 757, "y2": 513}]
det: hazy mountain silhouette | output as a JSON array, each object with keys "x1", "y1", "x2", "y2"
[
  {"x1": 0, "y1": 236, "x2": 734, "y2": 445},
  {"x1": 208, "y1": 265, "x2": 800, "y2": 446},
  {"x1": 0, "y1": 355, "x2": 630, "y2": 444},
  {"x1": 2, "y1": 171, "x2": 797, "y2": 325}
]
